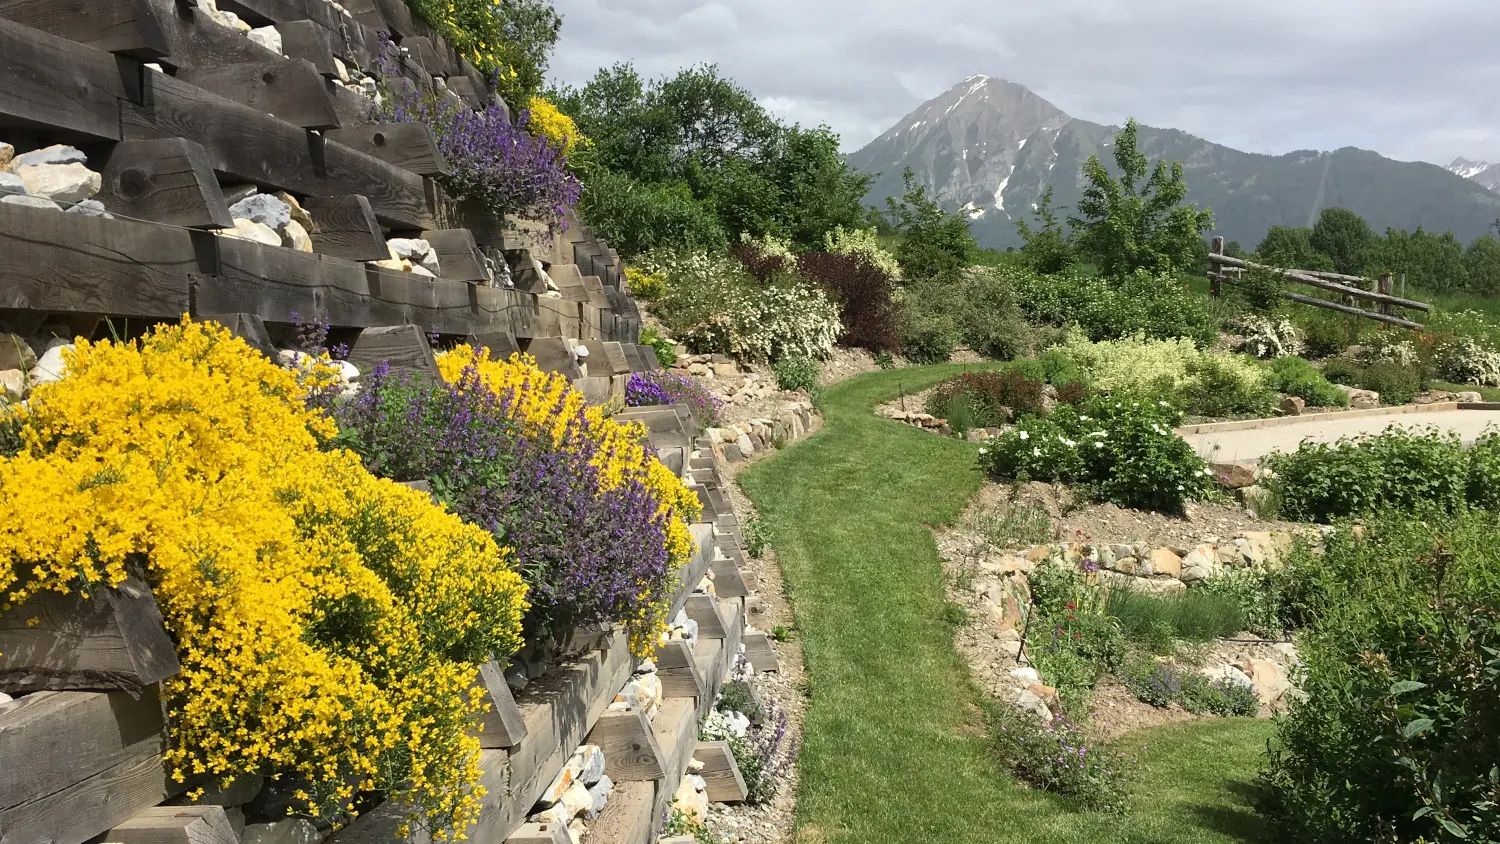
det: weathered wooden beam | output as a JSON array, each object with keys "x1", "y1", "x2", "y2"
[
  {"x1": 0, "y1": 687, "x2": 166, "y2": 816},
  {"x1": 399, "y1": 35, "x2": 448, "y2": 76},
  {"x1": 472, "y1": 660, "x2": 528, "y2": 749},
  {"x1": 419, "y1": 229, "x2": 487, "y2": 282},
  {"x1": 684, "y1": 594, "x2": 728, "y2": 640},
  {"x1": 465, "y1": 331, "x2": 520, "y2": 359},
  {"x1": 149, "y1": 0, "x2": 283, "y2": 70},
  {"x1": 0, "y1": 742, "x2": 176, "y2": 844},
  {"x1": 99, "y1": 137, "x2": 233, "y2": 229},
  {"x1": 709, "y1": 555, "x2": 750, "y2": 599},
  {"x1": 276, "y1": 20, "x2": 339, "y2": 77},
  {"x1": 654, "y1": 640, "x2": 704, "y2": 701},
  {"x1": 104, "y1": 805, "x2": 239, "y2": 844},
  {"x1": 0, "y1": 0, "x2": 170, "y2": 59},
  {"x1": 648, "y1": 697, "x2": 701, "y2": 834},
  {"x1": 1214, "y1": 273, "x2": 1426, "y2": 329},
  {"x1": 693, "y1": 741, "x2": 748, "y2": 803},
  {"x1": 345, "y1": 324, "x2": 441, "y2": 382},
  {"x1": 741, "y1": 631, "x2": 779, "y2": 673},
  {"x1": 0, "y1": 202, "x2": 194, "y2": 317},
  {"x1": 443, "y1": 76, "x2": 485, "y2": 110},
  {"x1": 177, "y1": 57, "x2": 342, "y2": 130},
  {"x1": 122, "y1": 69, "x2": 432, "y2": 228},
  {"x1": 583, "y1": 781, "x2": 652, "y2": 844},
  {"x1": 0, "y1": 576, "x2": 181, "y2": 694},
  {"x1": 1208, "y1": 253, "x2": 1431, "y2": 311},
  {"x1": 584, "y1": 708, "x2": 666, "y2": 782},
  {"x1": 303, "y1": 194, "x2": 387, "y2": 260},
  {"x1": 0, "y1": 17, "x2": 131, "y2": 142},
  {"x1": 198, "y1": 312, "x2": 278, "y2": 360},
  {"x1": 325, "y1": 123, "x2": 450, "y2": 177},
  {"x1": 217, "y1": 0, "x2": 308, "y2": 27},
  {"x1": 506, "y1": 822, "x2": 570, "y2": 844}
]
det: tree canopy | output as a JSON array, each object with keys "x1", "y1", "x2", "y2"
[{"x1": 883, "y1": 169, "x2": 978, "y2": 278}]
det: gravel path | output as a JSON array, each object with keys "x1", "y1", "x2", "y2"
[{"x1": 1182, "y1": 408, "x2": 1500, "y2": 462}]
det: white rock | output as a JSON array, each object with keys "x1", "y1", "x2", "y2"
[
  {"x1": 529, "y1": 804, "x2": 570, "y2": 826},
  {"x1": 66, "y1": 199, "x2": 113, "y2": 218},
  {"x1": 281, "y1": 219, "x2": 313, "y2": 252},
  {"x1": 0, "y1": 692, "x2": 13, "y2": 705},
  {"x1": 0, "y1": 142, "x2": 12, "y2": 170},
  {"x1": 671, "y1": 775, "x2": 709, "y2": 825},
  {"x1": 145, "y1": 62, "x2": 165, "y2": 72},
  {"x1": 575, "y1": 744, "x2": 606, "y2": 786},
  {"x1": 559, "y1": 780, "x2": 592, "y2": 820},
  {"x1": 1016, "y1": 689, "x2": 1053, "y2": 722},
  {"x1": 1, "y1": 194, "x2": 60, "y2": 211},
  {"x1": 0, "y1": 370, "x2": 24, "y2": 400},
  {"x1": 386, "y1": 237, "x2": 432, "y2": 260},
  {"x1": 585, "y1": 774, "x2": 613, "y2": 818},
  {"x1": 418, "y1": 249, "x2": 442, "y2": 275},
  {"x1": 248, "y1": 25, "x2": 282, "y2": 54},
  {"x1": 11, "y1": 144, "x2": 87, "y2": 169},
  {"x1": 566, "y1": 819, "x2": 586, "y2": 844},
  {"x1": 335, "y1": 360, "x2": 359, "y2": 383},
  {"x1": 14, "y1": 163, "x2": 101, "y2": 204},
  {"x1": 0, "y1": 172, "x2": 25, "y2": 196},
  {"x1": 222, "y1": 218, "x2": 282, "y2": 246},
  {"x1": 228, "y1": 193, "x2": 292, "y2": 231},
  {"x1": 409, "y1": 264, "x2": 436, "y2": 278},
  {"x1": 1204, "y1": 664, "x2": 1254, "y2": 690},
  {"x1": 1010, "y1": 666, "x2": 1041, "y2": 685},
  {"x1": 333, "y1": 56, "x2": 351, "y2": 83},
  {"x1": 29, "y1": 343, "x2": 73, "y2": 385}
]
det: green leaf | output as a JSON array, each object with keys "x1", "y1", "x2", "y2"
[
  {"x1": 1439, "y1": 818, "x2": 1469, "y2": 839},
  {"x1": 1403, "y1": 718, "x2": 1435, "y2": 739},
  {"x1": 1389, "y1": 680, "x2": 1427, "y2": 695}
]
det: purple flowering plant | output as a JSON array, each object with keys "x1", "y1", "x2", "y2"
[
  {"x1": 333, "y1": 364, "x2": 673, "y2": 645},
  {"x1": 993, "y1": 708, "x2": 1133, "y2": 813},
  {"x1": 625, "y1": 370, "x2": 724, "y2": 425}
]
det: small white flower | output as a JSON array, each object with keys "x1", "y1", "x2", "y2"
[
  {"x1": 1177, "y1": 484, "x2": 1184, "y2": 490},
  {"x1": 1033, "y1": 447, "x2": 1041, "y2": 457},
  {"x1": 1095, "y1": 441, "x2": 1104, "y2": 448},
  {"x1": 1202, "y1": 467, "x2": 1212, "y2": 476},
  {"x1": 1079, "y1": 415, "x2": 1090, "y2": 421},
  {"x1": 1060, "y1": 438, "x2": 1076, "y2": 447},
  {"x1": 1091, "y1": 431, "x2": 1107, "y2": 438},
  {"x1": 1018, "y1": 430, "x2": 1030, "y2": 441},
  {"x1": 1158, "y1": 400, "x2": 1169, "y2": 407},
  {"x1": 978, "y1": 447, "x2": 989, "y2": 455}
]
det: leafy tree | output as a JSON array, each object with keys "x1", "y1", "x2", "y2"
[
  {"x1": 1309, "y1": 208, "x2": 1378, "y2": 276},
  {"x1": 1014, "y1": 187, "x2": 1073, "y2": 273},
  {"x1": 1374, "y1": 227, "x2": 1467, "y2": 293},
  {"x1": 884, "y1": 169, "x2": 978, "y2": 279},
  {"x1": 1068, "y1": 118, "x2": 1214, "y2": 278},
  {"x1": 1224, "y1": 240, "x2": 1246, "y2": 258},
  {"x1": 1465, "y1": 235, "x2": 1500, "y2": 295},
  {"x1": 1255, "y1": 225, "x2": 1333, "y2": 271}
]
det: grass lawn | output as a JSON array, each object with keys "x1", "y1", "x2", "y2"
[{"x1": 738, "y1": 365, "x2": 1273, "y2": 844}]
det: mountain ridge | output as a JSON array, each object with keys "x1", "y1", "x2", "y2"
[{"x1": 850, "y1": 78, "x2": 1500, "y2": 251}]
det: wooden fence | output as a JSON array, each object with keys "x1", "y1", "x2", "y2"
[{"x1": 1206, "y1": 237, "x2": 1431, "y2": 330}]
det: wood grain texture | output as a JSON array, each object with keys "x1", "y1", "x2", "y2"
[
  {"x1": 653, "y1": 640, "x2": 703, "y2": 702},
  {"x1": 303, "y1": 194, "x2": 386, "y2": 260},
  {"x1": 0, "y1": 742, "x2": 175, "y2": 844},
  {"x1": 465, "y1": 331, "x2": 521, "y2": 359},
  {"x1": 99, "y1": 138, "x2": 233, "y2": 229},
  {"x1": 0, "y1": 202, "x2": 194, "y2": 317},
  {"x1": 584, "y1": 708, "x2": 665, "y2": 782},
  {"x1": 505, "y1": 823, "x2": 569, "y2": 844},
  {"x1": 684, "y1": 594, "x2": 728, "y2": 640},
  {"x1": 709, "y1": 554, "x2": 750, "y2": 599},
  {"x1": 648, "y1": 698, "x2": 699, "y2": 833},
  {"x1": 104, "y1": 805, "x2": 238, "y2": 844},
  {"x1": 150, "y1": 0, "x2": 281, "y2": 69},
  {"x1": 176, "y1": 57, "x2": 341, "y2": 130},
  {"x1": 0, "y1": 17, "x2": 129, "y2": 142},
  {"x1": 741, "y1": 632, "x2": 779, "y2": 673},
  {"x1": 0, "y1": 0, "x2": 169, "y2": 58},
  {"x1": 584, "y1": 781, "x2": 652, "y2": 844},
  {"x1": 472, "y1": 661, "x2": 528, "y2": 749},
  {"x1": 0, "y1": 575, "x2": 181, "y2": 694},
  {"x1": 345, "y1": 324, "x2": 440, "y2": 383},
  {"x1": 325, "y1": 123, "x2": 449, "y2": 176},
  {"x1": 418, "y1": 229, "x2": 487, "y2": 282},
  {"x1": 692, "y1": 741, "x2": 748, "y2": 804},
  {"x1": 276, "y1": 20, "x2": 337, "y2": 76}
]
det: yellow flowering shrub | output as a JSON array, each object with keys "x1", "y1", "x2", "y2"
[
  {"x1": 0, "y1": 322, "x2": 526, "y2": 837},
  {"x1": 436, "y1": 346, "x2": 702, "y2": 654},
  {"x1": 525, "y1": 96, "x2": 585, "y2": 157}
]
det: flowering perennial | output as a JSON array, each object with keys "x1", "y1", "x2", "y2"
[
  {"x1": 0, "y1": 321, "x2": 527, "y2": 837},
  {"x1": 625, "y1": 370, "x2": 724, "y2": 425}
]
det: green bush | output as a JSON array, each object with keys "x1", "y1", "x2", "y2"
[
  {"x1": 1180, "y1": 354, "x2": 1278, "y2": 417},
  {"x1": 926, "y1": 369, "x2": 1048, "y2": 428},
  {"x1": 1057, "y1": 333, "x2": 1273, "y2": 418},
  {"x1": 772, "y1": 358, "x2": 818, "y2": 393},
  {"x1": 900, "y1": 269, "x2": 1034, "y2": 362},
  {"x1": 1179, "y1": 675, "x2": 1260, "y2": 717},
  {"x1": 1195, "y1": 568, "x2": 1284, "y2": 638},
  {"x1": 1265, "y1": 427, "x2": 1471, "y2": 521},
  {"x1": 638, "y1": 324, "x2": 678, "y2": 367},
  {"x1": 1319, "y1": 357, "x2": 1364, "y2": 386},
  {"x1": 1468, "y1": 432, "x2": 1500, "y2": 510},
  {"x1": 1107, "y1": 587, "x2": 1246, "y2": 646},
  {"x1": 991, "y1": 705, "x2": 1132, "y2": 813},
  {"x1": 1295, "y1": 308, "x2": 1374, "y2": 358},
  {"x1": 1120, "y1": 658, "x2": 1183, "y2": 707},
  {"x1": 1358, "y1": 360, "x2": 1424, "y2": 405},
  {"x1": 1011, "y1": 268, "x2": 1216, "y2": 346},
  {"x1": 1263, "y1": 356, "x2": 1349, "y2": 407},
  {"x1": 1261, "y1": 514, "x2": 1500, "y2": 843}
]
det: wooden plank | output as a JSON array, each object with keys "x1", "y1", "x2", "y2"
[
  {"x1": 419, "y1": 229, "x2": 487, "y2": 282},
  {"x1": 0, "y1": 0, "x2": 170, "y2": 58},
  {"x1": 742, "y1": 632, "x2": 779, "y2": 673},
  {"x1": 585, "y1": 781, "x2": 653, "y2": 844},
  {"x1": 276, "y1": 20, "x2": 338, "y2": 77},
  {"x1": 150, "y1": 0, "x2": 282, "y2": 70},
  {"x1": 684, "y1": 594, "x2": 728, "y2": 640},
  {"x1": 217, "y1": 0, "x2": 309, "y2": 26},
  {"x1": 472, "y1": 660, "x2": 528, "y2": 749},
  {"x1": 526, "y1": 337, "x2": 582, "y2": 379},
  {"x1": 400, "y1": 36, "x2": 448, "y2": 75},
  {"x1": 0, "y1": 743, "x2": 176, "y2": 844},
  {"x1": 648, "y1": 697, "x2": 699, "y2": 834},
  {"x1": 444, "y1": 76, "x2": 485, "y2": 109},
  {"x1": 0, "y1": 687, "x2": 165, "y2": 812},
  {"x1": 176, "y1": 57, "x2": 342, "y2": 130},
  {"x1": 466, "y1": 331, "x2": 520, "y2": 359},
  {"x1": 654, "y1": 640, "x2": 703, "y2": 701},
  {"x1": 303, "y1": 194, "x2": 387, "y2": 261},
  {"x1": 104, "y1": 805, "x2": 238, "y2": 844},
  {"x1": 0, "y1": 17, "x2": 130, "y2": 142},
  {"x1": 506, "y1": 822, "x2": 570, "y2": 844},
  {"x1": 324, "y1": 798, "x2": 433, "y2": 844},
  {"x1": 693, "y1": 741, "x2": 748, "y2": 804},
  {"x1": 345, "y1": 324, "x2": 440, "y2": 383},
  {"x1": 585, "y1": 708, "x2": 666, "y2": 782},
  {"x1": 0, "y1": 576, "x2": 181, "y2": 694},
  {"x1": 709, "y1": 555, "x2": 749, "y2": 599},
  {"x1": 99, "y1": 137, "x2": 233, "y2": 229},
  {"x1": 123, "y1": 69, "x2": 431, "y2": 228},
  {"x1": 324, "y1": 123, "x2": 449, "y2": 177},
  {"x1": 1208, "y1": 253, "x2": 1431, "y2": 311},
  {"x1": 197, "y1": 312, "x2": 278, "y2": 360},
  {"x1": 0, "y1": 202, "x2": 194, "y2": 317}
]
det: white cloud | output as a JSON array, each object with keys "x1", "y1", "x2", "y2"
[{"x1": 548, "y1": 0, "x2": 1500, "y2": 164}]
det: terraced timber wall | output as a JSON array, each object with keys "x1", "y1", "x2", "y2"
[{"x1": 0, "y1": 1, "x2": 770, "y2": 842}]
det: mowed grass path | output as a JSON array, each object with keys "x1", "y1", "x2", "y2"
[{"x1": 738, "y1": 366, "x2": 1273, "y2": 844}]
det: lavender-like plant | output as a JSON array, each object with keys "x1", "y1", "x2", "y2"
[{"x1": 624, "y1": 370, "x2": 725, "y2": 425}]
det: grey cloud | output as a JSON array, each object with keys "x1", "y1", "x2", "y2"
[{"x1": 549, "y1": 0, "x2": 1500, "y2": 164}]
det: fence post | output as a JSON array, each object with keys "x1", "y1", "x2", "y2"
[
  {"x1": 1379, "y1": 273, "x2": 1394, "y2": 317},
  {"x1": 1209, "y1": 236, "x2": 1224, "y2": 297}
]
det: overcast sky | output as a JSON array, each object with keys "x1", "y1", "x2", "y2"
[{"x1": 548, "y1": 0, "x2": 1500, "y2": 166}]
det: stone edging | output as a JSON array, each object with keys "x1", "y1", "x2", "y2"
[{"x1": 1174, "y1": 401, "x2": 1477, "y2": 435}]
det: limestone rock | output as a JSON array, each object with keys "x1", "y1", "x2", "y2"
[
  {"x1": 1241, "y1": 657, "x2": 1292, "y2": 707},
  {"x1": 1209, "y1": 461, "x2": 1257, "y2": 489},
  {"x1": 274, "y1": 191, "x2": 314, "y2": 230},
  {"x1": 333, "y1": 56, "x2": 351, "y2": 83},
  {"x1": 386, "y1": 237, "x2": 433, "y2": 260},
  {"x1": 11, "y1": 144, "x2": 87, "y2": 169},
  {"x1": 65, "y1": 198, "x2": 113, "y2": 218},
  {"x1": 410, "y1": 264, "x2": 437, "y2": 278},
  {"x1": 1336, "y1": 384, "x2": 1381, "y2": 409},
  {"x1": 1097, "y1": 569, "x2": 1187, "y2": 596},
  {"x1": 241, "y1": 819, "x2": 322, "y2": 844},
  {"x1": 29, "y1": 343, "x2": 73, "y2": 385},
  {"x1": 1010, "y1": 666, "x2": 1040, "y2": 686},
  {"x1": 369, "y1": 257, "x2": 411, "y2": 272},
  {"x1": 1204, "y1": 664, "x2": 1254, "y2": 690},
  {"x1": 229, "y1": 193, "x2": 292, "y2": 231},
  {"x1": 1146, "y1": 547, "x2": 1182, "y2": 579},
  {"x1": 671, "y1": 775, "x2": 709, "y2": 825},
  {"x1": 1016, "y1": 689, "x2": 1053, "y2": 722},
  {"x1": 222, "y1": 218, "x2": 282, "y2": 246},
  {"x1": 281, "y1": 219, "x2": 313, "y2": 252},
  {"x1": 14, "y1": 162, "x2": 100, "y2": 204},
  {"x1": 0, "y1": 172, "x2": 24, "y2": 196},
  {"x1": 1279, "y1": 395, "x2": 1305, "y2": 416},
  {"x1": 0, "y1": 194, "x2": 60, "y2": 211},
  {"x1": 712, "y1": 362, "x2": 737, "y2": 378},
  {"x1": 585, "y1": 774, "x2": 613, "y2": 818},
  {"x1": 575, "y1": 744, "x2": 606, "y2": 786},
  {"x1": 248, "y1": 25, "x2": 282, "y2": 54},
  {"x1": 0, "y1": 142, "x2": 12, "y2": 170},
  {"x1": 559, "y1": 779, "x2": 592, "y2": 819},
  {"x1": 735, "y1": 433, "x2": 755, "y2": 456},
  {"x1": 535, "y1": 763, "x2": 577, "y2": 809},
  {"x1": 1456, "y1": 390, "x2": 1484, "y2": 403},
  {"x1": 0, "y1": 334, "x2": 37, "y2": 372},
  {"x1": 1179, "y1": 544, "x2": 1219, "y2": 584},
  {"x1": 0, "y1": 370, "x2": 24, "y2": 401}
]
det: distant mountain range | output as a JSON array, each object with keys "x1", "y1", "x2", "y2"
[
  {"x1": 1448, "y1": 157, "x2": 1500, "y2": 193},
  {"x1": 849, "y1": 76, "x2": 1500, "y2": 251}
]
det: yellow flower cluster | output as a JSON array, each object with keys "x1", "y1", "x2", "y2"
[
  {"x1": 436, "y1": 346, "x2": 702, "y2": 654},
  {"x1": 0, "y1": 322, "x2": 527, "y2": 838},
  {"x1": 525, "y1": 96, "x2": 586, "y2": 157}
]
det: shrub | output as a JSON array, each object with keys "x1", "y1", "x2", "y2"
[
  {"x1": 1319, "y1": 357, "x2": 1364, "y2": 385},
  {"x1": 1469, "y1": 432, "x2": 1500, "y2": 510},
  {"x1": 1296, "y1": 309, "x2": 1373, "y2": 358},
  {"x1": 992, "y1": 708, "x2": 1133, "y2": 813},
  {"x1": 578, "y1": 169, "x2": 728, "y2": 256},
  {"x1": 1195, "y1": 568, "x2": 1284, "y2": 638},
  {"x1": 524, "y1": 95, "x2": 584, "y2": 156},
  {"x1": 1180, "y1": 354, "x2": 1278, "y2": 417},
  {"x1": 1107, "y1": 587, "x2": 1245, "y2": 645},
  {"x1": 772, "y1": 357, "x2": 818, "y2": 393},
  {"x1": 901, "y1": 269, "x2": 1034, "y2": 362},
  {"x1": 1261, "y1": 514, "x2": 1500, "y2": 843},
  {"x1": 403, "y1": 0, "x2": 558, "y2": 104},
  {"x1": 824, "y1": 224, "x2": 901, "y2": 280},
  {"x1": 0, "y1": 322, "x2": 527, "y2": 835},
  {"x1": 1359, "y1": 360, "x2": 1424, "y2": 405},
  {"x1": 637, "y1": 324, "x2": 677, "y2": 366},
  {"x1": 1180, "y1": 675, "x2": 1260, "y2": 717},
  {"x1": 1011, "y1": 267, "x2": 1216, "y2": 346},
  {"x1": 1120, "y1": 659, "x2": 1185, "y2": 707},
  {"x1": 797, "y1": 251, "x2": 903, "y2": 353},
  {"x1": 980, "y1": 396, "x2": 1213, "y2": 513},
  {"x1": 379, "y1": 88, "x2": 580, "y2": 230},
  {"x1": 626, "y1": 266, "x2": 668, "y2": 302},
  {"x1": 1057, "y1": 333, "x2": 1273, "y2": 417},
  {"x1": 639, "y1": 250, "x2": 841, "y2": 363},
  {"x1": 1430, "y1": 335, "x2": 1500, "y2": 387},
  {"x1": 926, "y1": 370, "x2": 1047, "y2": 428},
  {"x1": 624, "y1": 370, "x2": 723, "y2": 424},
  {"x1": 1264, "y1": 427, "x2": 1470, "y2": 521},
  {"x1": 1231, "y1": 315, "x2": 1305, "y2": 359},
  {"x1": 1264, "y1": 356, "x2": 1349, "y2": 408}
]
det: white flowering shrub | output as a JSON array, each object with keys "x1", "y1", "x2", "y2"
[
  {"x1": 637, "y1": 250, "x2": 841, "y2": 362},
  {"x1": 1357, "y1": 336, "x2": 1419, "y2": 368},
  {"x1": 823, "y1": 225, "x2": 902, "y2": 281},
  {"x1": 1231, "y1": 315, "x2": 1305, "y2": 359},
  {"x1": 1057, "y1": 332, "x2": 1271, "y2": 417},
  {"x1": 1433, "y1": 336, "x2": 1500, "y2": 387}
]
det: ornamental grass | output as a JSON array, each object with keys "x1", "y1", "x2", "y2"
[{"x1": 0, "y1": 321, "x2": 528, "y2": 837}]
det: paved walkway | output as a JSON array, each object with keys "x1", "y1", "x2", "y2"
[{"x1": 1181, "y1": 408, "x2": 1500, "y2": 463}]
